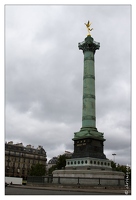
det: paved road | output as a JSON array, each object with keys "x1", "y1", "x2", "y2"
[
  {"x1": 5, "y1": 186, "x2": 103, "y2": 195},
  {"x1": 5, "y1": 186, "x2": 127, "y2": 195}
]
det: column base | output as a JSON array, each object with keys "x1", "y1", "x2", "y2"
[
  {"x1": 73, "y1": 127, "x2": 105, "y2": 141},
  {"x1": 72, "y1": 127, "x2": 106, "y2": 159},
  {"x1": 65, "y1": 157, "x2": 112, "y2": 170}
]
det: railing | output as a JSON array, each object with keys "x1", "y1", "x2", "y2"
[{"x1": 27, "y1": 176, "x2": 125, "y2": 186}]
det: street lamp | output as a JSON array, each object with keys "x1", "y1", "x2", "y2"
[{"x1": 112, "y1": 153, "x2": 116, "y2": 162}]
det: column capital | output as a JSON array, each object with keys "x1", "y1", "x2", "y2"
[{"x1": 78, "y1": 35, "x2": 100, "y2": 53}]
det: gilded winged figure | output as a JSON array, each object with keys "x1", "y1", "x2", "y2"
[{"x1": 84, "y1": 20, "x2": 93, "y2": 36}]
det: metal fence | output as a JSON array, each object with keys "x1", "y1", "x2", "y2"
[{"x1": 27, "y1": 176, "x2": 125, "y2": 186}]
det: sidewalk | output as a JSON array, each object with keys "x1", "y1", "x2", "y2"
[{"x1": 8, "y1": 184, "x2": 131, "y2": 195}]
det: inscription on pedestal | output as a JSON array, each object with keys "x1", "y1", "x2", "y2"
[{"x1": 72, "y1": 138, "x2": 106, "y2": 159}]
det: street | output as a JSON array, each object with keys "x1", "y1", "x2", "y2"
[
  {"x1": 5, "y1": 186, "x2": 99, "y2": 195},
  {"x1": 5, "y1": 186, "x2": 127, "y2": 195}
]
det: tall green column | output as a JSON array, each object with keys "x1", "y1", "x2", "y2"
[
  {"x1": 80, "y1": 36, "x2": 99, "y2": 128},
  {"x1": 73, "y1": 35, "x2": 104, "y2": 141}
]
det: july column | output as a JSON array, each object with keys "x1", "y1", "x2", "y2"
[{"x1": 78, "y1": 35, "x2": 100, "y2": 129}]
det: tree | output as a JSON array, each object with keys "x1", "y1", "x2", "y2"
[
  {"x1": 29, "y1": 163, "x2": 46, "y2": 176},
  {"x1": 48, "y1": 165, "x2": 57, "y2": 175},
  {"x1": 56, "y1": 154, "x2": 68, "y2": 169},
  {"x1": 48, "y1": 154, "x2": 69, "y2": 175},
  {"x1": 111, "y1": 161, "x2": 116, "y2": 170},
  {"x1": 111, "y1": 161, "x2": 131, "y2": 173},
  {"x1": 111, "y1": 161, "x2": 131, "y2": 187}
]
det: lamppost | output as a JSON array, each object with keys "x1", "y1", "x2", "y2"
[{"x1": 112, "y1": 153, "x2": 116, "y2": 163}]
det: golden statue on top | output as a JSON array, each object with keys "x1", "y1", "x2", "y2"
[{"x1": 84, "y1": 20, "x2": 93, "y2": 36}]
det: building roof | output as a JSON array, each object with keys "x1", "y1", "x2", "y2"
[
  {"x1": 48, "y1": 157, "x2": 58, "y2": 164},
  {"x1": 5, "y1": 141, "x2": 46, "y2": 156}
]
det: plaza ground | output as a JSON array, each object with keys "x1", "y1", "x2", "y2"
[{"x1": 5, "y1": 184, "x2": 131, "y2": 195}]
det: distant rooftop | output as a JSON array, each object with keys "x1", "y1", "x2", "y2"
[
  {"x1": 48, "y1": 157, "x2": 58, "y2": 164},
  {"x1": 6, "y1": 141, "x2": 43, "y2": 150}
]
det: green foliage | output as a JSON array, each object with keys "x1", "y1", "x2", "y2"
[
  {"x1": 56, "y1": 154, "x2": 67, "y2": 169},
  {"x1": 111, "y1": 161, "x2": 116, "y2": 170},
  {"x1": 48, "y1": 165, "x2": 57, "y2": 175},
  {"x1": 111, "y1": 161, "x2": 131, "y2": 186},
  {"x1": 48, "y1": 154, "x2": 69, "y2": 175},
  {"x1": 111, "y1": 161, "x2": 131, "y2": 174},
  {"x1": 29, "y1": 163, "x2": 46, "y2": 176}
]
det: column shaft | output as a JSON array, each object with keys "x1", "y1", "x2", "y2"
[{"x1": 82, "y1": 50, "x2": 96, "y2": 128}]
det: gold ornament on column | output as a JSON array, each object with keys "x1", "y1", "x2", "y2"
[{"x1": 84, "y1": 20, "x2": 93, "y2": 36}]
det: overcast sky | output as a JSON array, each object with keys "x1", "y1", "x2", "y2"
[{"x1": 5, "y1": 4, "x2": 131, "y2": 165}]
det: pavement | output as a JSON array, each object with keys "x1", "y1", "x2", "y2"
[{"x1": 7, "y1": 184, "x2": 131, "y2": 195}]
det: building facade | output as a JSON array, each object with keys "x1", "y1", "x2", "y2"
[{"x1": 5, "y1": 141, "x2": 47, "y2": 178}]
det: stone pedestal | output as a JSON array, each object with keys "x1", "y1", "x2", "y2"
[
  {"x1": 72, "y1": 134, "x2": 106, "y2": 159},
  {"x1": 65, "y1": 157, "x2": 111, "y2": 170},
  {"x1": 53, "y1": 170, "x2": 125, "y2": 186}
]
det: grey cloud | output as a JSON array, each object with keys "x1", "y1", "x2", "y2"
[{"x1": 5, "y1": 5, "x2": 131, "y2": 165}]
